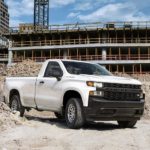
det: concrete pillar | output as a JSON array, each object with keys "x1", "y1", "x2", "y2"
[
  {"x1": 8, "y1": 40, "x2": 13, "y2": 64},
  {"x1": 63, "y1": 49, "x2": 68, "y2": 59},
  {"x1": 8, "y1": 50, "x2": 13, "y2": 64},
  {"x1": 101, "y1": 31, "x2": 107, "y2": 60},
  {"x1": 102, "y1": 48, "x2": 107, "y2": 60},
  {"x1": 9, "y1": 40, "x2": 12, "y2": 48}
]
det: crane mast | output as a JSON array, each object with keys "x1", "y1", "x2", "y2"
[{"x1": 34, "y1": 0, "x2": 49, "y2": 30}]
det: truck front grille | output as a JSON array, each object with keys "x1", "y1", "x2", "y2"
[
  {"x1": 104, "y1": 91, "x2": 140, "y2": 101},
  {"x1": 102, "y1": 83, "x2": 141, "y2": 101},
  {"x1": 104, "y1": 83, "x2": 141, "y2": 89}
]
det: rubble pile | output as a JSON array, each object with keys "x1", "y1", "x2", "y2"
[
  {"x1": 0, "y1": 64, "x2": 7, "y2": 76},
  {"x1": 7, "y1": 59, "x2": 42, "y2": 77},
  {"x1": 0, "y1": 63, "x2": 5, "y2": 78},
  {"x1": 0, "y1": 102, "x2": 22, "y2": 131}
]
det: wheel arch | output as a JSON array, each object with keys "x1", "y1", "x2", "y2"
[
  {"x1": 63, "y1": 90, "x2": 83, "y2": 109},
  {"x1": 9, "y1": 89, "x2": 20, "y2": 105},
  {"x1": 9, "y1": 89, "x2": 25, "y2": 117}
]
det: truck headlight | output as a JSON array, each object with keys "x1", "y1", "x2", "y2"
[{"x1": 87, "y1": 81, "x2": 103, "y2": 88}]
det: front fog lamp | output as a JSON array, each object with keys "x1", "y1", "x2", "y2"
[
  {"x1": 89, "y1": 91, "x2": 103, "y2": 97},
  {"x1": 137, "y1": 93, "x2": 145, "y2": 99},
  {"x1": 140, "y1": 93, "x2": 145, "y2": 99},
  {"x1": 87, "y1": 81, "x2": 103, "y2": 88}
]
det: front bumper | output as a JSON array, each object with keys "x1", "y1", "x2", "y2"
[{"x1": 84, "y1": 96, "x2": 145, "y2": 121}]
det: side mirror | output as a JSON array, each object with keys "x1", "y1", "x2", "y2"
[{"x1": 51, "y1": 68, "x2": 63, "y2": 81}]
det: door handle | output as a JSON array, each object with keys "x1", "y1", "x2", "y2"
[{"x1": 39, "y1": 81, "x2": 44, "y2": 84}]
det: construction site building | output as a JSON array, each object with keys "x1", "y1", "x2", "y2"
[
  {"x1": 0, "y1": 0, "x2": 9, "y2": 33},
  {"x1": 0, "y1": 0, "x2": 9, "y2": 63},
  {"x1": 4, "y1": 21, "x2": 150, "y2": 74},
  {"x1": 19, "y1": 24, "x2": 34, "y2": 33},
  {"x1": 0, "y1": 35, "x2": 8, "y2": 63}
]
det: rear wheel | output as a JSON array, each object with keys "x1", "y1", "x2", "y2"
[
  {"x1": 65, "y1": 98, "x2": 85, "y2": 129},
  {"x1": 117, "y1": 120, "x2": 137, "y2": 128},
  {"x1": 10, "y1": 95, "x2": 25, "y2": 117}
]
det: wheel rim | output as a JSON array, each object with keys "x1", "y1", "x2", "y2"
[
  {"x1": 11, "y1": 98, "x2": 18, "y2": 111},
  {"x1": 67, "y1": 103, "x2": 76, "y2": 123}
]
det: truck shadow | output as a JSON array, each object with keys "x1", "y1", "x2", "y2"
[{"x1": 25, "y1": 114, "x2": 132, "y2": 131}]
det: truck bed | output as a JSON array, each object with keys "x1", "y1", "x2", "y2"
[{"x1": 5, "y1": 77, "x2": 37, "y2": 108}]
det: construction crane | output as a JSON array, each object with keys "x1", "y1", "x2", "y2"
[{"x1": 34, "y1": 0, "x2": 49, "y2": 30}]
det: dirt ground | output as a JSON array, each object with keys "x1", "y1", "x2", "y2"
[{"x1": 0, "y1": 110, "x2": 150, "y2": 150}]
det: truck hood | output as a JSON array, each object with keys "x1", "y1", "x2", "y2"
[{"x1": 68, "y1": 74, "x2": 141, "y2": 85}]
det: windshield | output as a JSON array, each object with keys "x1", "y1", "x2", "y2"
[{"x1": 62, "y1": 61, "x2": 112, "y2": 76}]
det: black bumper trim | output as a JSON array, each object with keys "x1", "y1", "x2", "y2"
[{"x1": 84, "y1": 96, "x2": 145, "y2": 121}]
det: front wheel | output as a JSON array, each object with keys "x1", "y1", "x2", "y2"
[
  {"x1": 10, "y1": 95, "x2": 25, "y2": 117},
  {"x1": 65, "y1": 98, "x2": 85, "y2": 129},
  {"x1": 117, "y1": 120, "x2": 137, "y2": 128}
]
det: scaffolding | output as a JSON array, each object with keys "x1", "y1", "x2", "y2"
[{"x1": 5, "y1": 21, "x2": 150, "y2": 74}]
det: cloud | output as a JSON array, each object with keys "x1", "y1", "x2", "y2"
[
  {"x1": 6, "y1": 0, "x2": 76, "y2": 26},
  {"x1": 51, "y1": 0, "x2": 75, "y2": 8},
  {"x1": 74, "y1": 2, "x2": 92, "y2": 11},
  {"x1": 10, "y1": 19, "x2": 24, "y2": 27},
  {"x1": 5, "y1": 0, "x2": 150, "y2": 26},
  {"x1": 68, "y1": 12, "x2": 80, "y2": 18},
  {"x1": 6, "y1": 0, "x2": 33, "y2": 18},
  {"x1": 77, "y1": 2, "x2": 150, "y2": 22},
  {"x1": 73, "y1": 0, "x2": 117, "y2": 12},
  {"x1": 6, "y1": 0, "x2": 76, "y2": 18}
]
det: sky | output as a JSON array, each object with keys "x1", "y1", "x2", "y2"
[{"x1": 5, "y1": 0, "x2": 150, "y2": 27}]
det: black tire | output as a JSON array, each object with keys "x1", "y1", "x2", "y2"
[
  {"x1": 54, "y1": 112, "x2": 64, "y2": 119},
  {"x1": 10, "y1": 95, "x2": 25, "y2": 117},
  {"x1": 65, "y1": 98, "x2": 85, "y2": 129},
  {"x1": 117, "y1": 120, "x2": 137, "y2": 128}
]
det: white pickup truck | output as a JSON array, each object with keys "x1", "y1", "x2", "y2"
[{"x1": 4, "y1": 60, "x2": 145, "y2": 129}]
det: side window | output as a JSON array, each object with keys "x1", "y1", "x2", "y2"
[{"x1": 44, "y1": 62, "x2": 63, "y2": 77}]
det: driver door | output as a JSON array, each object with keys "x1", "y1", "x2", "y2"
[{"x1": 35, "y1": 61, "x2": 63, "y2": 111}]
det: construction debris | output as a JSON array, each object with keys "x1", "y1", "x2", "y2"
[
  {"x1": 7, "y1": 59, "x2": 42, "y2": 77},
  {"x1": 0, "y1": 102, "x2": 23, "y2": 131}
]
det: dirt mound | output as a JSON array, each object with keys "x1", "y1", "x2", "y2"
[{"x1": 0, "y1": 102, "x2": 23, "y2": 132}]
